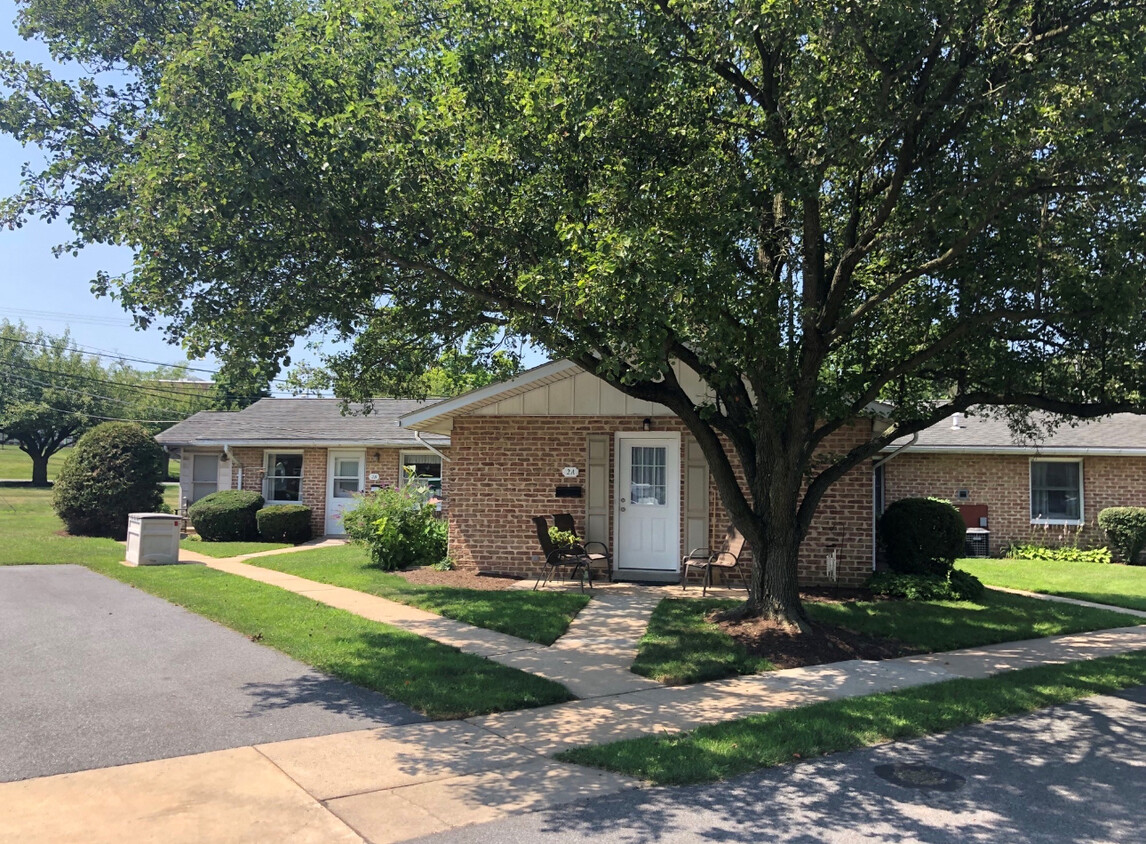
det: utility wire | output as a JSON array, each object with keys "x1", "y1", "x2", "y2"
[
  {"x1": 0, "y1": 361, "x2": 233, "y2": 403},
  {"x1": 2, "y1": 372, "x2": 193, "y2": 416}
]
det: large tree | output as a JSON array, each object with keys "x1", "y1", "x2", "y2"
[{"x1": 3, "y1": 0, "x2": 1146, "y2": 624}]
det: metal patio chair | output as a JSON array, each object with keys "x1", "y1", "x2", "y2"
[
  {"x1": 552, "y1": 513, "x2": 612, "y2": 582},
  {"x1": 681, "y1": 525, "x2": 749, "y2": 596},
  {"x1": 532, "y1": 515, "x2": 594, "y2": 592}
]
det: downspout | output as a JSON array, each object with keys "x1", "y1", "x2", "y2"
[
  {"x1": 222, "y1": 444, "x2": 242, "y2": 491},
  {"x1": 870, "y1": 432, "x2": 920, "y2": 570},
  {"x1": 413, "y1": 430, "x2": 451, "y2": 462}
]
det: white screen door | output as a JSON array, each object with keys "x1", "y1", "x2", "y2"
[
  {"x1": 326, "y1": 450, "x2": 365, "y2": 535},
  {"x1": 615, "y1": 434, "x2": 680, "y2": 571},
  {"x1": 190, "y1": 454, "x2": 219, "y2": 503}
]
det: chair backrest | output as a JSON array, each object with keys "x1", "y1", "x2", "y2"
[
  {"x1": 533, "y1": 515, "x2": 556, "y2": 555},
  {"x1": 713, "y1": 526, "x2": 746, "y2": 565},
  {"x1": 552, "y1": 513, "x2": 576, "y2": 535}
]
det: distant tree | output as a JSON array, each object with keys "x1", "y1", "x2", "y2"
[{"x1": 0, "y1": 321, "x2": 112, "y2": 485}]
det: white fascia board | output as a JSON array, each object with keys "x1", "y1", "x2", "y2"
[
  {"x1": 878, "y1": 444, "x2": 1146, "y2": 456},
  {"x1": 188, "y1": 439, "x2": 448, "y2": 449},
  {"x1": 397, "y1": 359, "x2": 580, "y2": 430}
]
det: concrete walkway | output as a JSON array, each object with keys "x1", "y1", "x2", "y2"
[{"x1": 180, "y1": 548, "x2": 664, "y2": 698}]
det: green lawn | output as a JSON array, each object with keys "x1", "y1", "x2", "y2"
[
  {"x1": 959, "y1": 557, "x2": 1146, "y2": 613},
  {"x1": 181, "y1": 539, "x2": 293, "y2": 558},
  {"x1": 632, "y1": 590, "x2": 1141, "y2": 685},
  {"x1": 0, "y1": 446, "x2": 71, "y2": 481},
  {"x1": 559, "y1": 649, "x2": 1146, "y2": 784},
  {"x1": 245, "y1": 543, "x2": 590, "y2": 645},
  {"x1": 0, "y1": 447, "x2": 177, "y2": 481},
  {"x1": 632, "y1": 598, "x2": 773, "y2": 684},
  {"x1": 0, "y1": 482, "x2": 573, "y2": 717}
]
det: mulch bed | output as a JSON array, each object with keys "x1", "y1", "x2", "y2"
[
  {"x1": 716, "y1": 590, "x2": 918, "y2": 670},
  {"x1": 390, "y1": 567, "x2": 523, "y2": 590}
]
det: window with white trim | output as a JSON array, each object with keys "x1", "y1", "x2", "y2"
[
  {"x1": 1030, "y1": 459, "x2": 1083, "y2": 524},
  {"x1": 400, "y1": 452, "x2": 443, "y2": 498},
  {"x1": 265, "y1": 452, "x2": 304, "y2": 502}
]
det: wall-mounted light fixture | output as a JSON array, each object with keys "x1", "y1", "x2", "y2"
[
  {"x1": 642, "y1": 418, "x2": 652, "y2": 432},
  {"x1": 372, "y1": 451, "x2": 381, "y2": 461}
]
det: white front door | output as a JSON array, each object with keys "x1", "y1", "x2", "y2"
[
  {"x1": 326, "y1": 450, "x2": 365, "y2": 535},
  {"x1": 614, "y1": 433, "x2": 680, "y2": 572}
]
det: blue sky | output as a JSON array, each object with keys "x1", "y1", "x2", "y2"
[{"x1": 0, "y1": 1, "x2": 212, "y2": 373}]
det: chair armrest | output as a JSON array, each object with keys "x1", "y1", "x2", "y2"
[
  {"x1": 582, "y1": 541, "x2": 611, "y2": 556},
  {"x1": 682, "y1": 547, "x2": 714, "y2": 561}
]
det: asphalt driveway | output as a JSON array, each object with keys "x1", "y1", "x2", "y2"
[{"x1": 0, "y1": 565, "x2": 423, "y2": 782}]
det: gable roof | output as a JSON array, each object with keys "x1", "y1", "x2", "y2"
[
  {"x1": 890, "y1": 411, "x2": 1146, "y2": 455},
  {"x1": 156, "y1": 398, "x2": 448, "y2": 448}
]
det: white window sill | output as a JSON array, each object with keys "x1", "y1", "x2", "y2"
[{"x1": 1030, "y1": 519, "x2": 1084, "y2": 527}]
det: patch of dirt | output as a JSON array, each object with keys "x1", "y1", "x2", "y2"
[
  {"x1": 391, "y1": 567, "x2": 523, "y2": 590},
  {"x1": 717, "y1": 592, "x2": 917, "y2": 669}
]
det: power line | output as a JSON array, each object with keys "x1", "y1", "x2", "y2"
[
  {"x1": 0, "y1": 307, "x2": 134, "y2": 328},
  {"x1": 0, "y1": 361, "x2": 233, "y2": 403},
  {"x1": 0, "y1": 333, "x2": 221, "y2": 375},
  {"x1": 40, "y1": 405, "x2": 184, "y2": 424},
  {"x1": 2, "y1": 372, "x2": 194, "y2": 415}
]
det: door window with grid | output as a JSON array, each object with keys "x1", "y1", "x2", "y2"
[{"x1": 629, "y1": 446, "x2": 667, "y2": 505}]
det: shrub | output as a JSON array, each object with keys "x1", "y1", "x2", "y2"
[
  {"x1": 52, "y1": 422, "x2": 166, "y2": 540},
  {"x1": 868, "y1": 569, "x2": 985, "y2": 602},
  {"x1": 1098, "y1": 507, "x2": 1146, "y2": 564},
  {"x1": 188, "y1": 490, "x2": 264, "y2": 541},
  {"x1": 548, "y1": 526, "x2": 581, "y2": 548},
  {"x1": 1006, "y1": 543, "x2": 1113, "y2": 565},
  {"x1": 343, "y1": 482, "x2": 448, "y2": 570},
  {"x1": 878, "y1": 497, "x2": 966, "y2": 576},
  {"x1": 256, "y1": 504, "x2": 312, "y2": 543}
]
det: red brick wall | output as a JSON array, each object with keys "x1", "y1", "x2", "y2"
[
  {"x1": 884, "y1": 453, "x2": 1146, "y2": 553},
  {"x1": 446, "y1": 416, "x2": 875, "y2": 586}
]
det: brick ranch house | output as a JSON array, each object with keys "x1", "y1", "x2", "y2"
[
  {"x1": 880, "y1": 411, "x2": 1146, "y2": 556},
  {"x1": 155, "y1": 398, "x2": 448, "y2": 536},
  {"x1": 399, "y1": 360, "x2": 879, "y2": 587}
]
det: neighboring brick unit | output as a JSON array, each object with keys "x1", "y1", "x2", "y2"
[
  {"x1": 446, "y1": 416, "x2": 874, "y2": 586},
  {"x1": 227, "y1": 445, "x2": 448, "y2": 536},
  {"x1": 883, "y1": 453, "x2": 1146, "y2": 553}
]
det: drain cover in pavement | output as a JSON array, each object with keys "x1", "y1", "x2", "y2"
[{"x1": 873, "y1": 763, "x2": 966, "y2": 792}]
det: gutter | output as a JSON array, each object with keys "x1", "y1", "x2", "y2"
[
  {"x1": 413, "y1": 430, "x2": 451, "y2": 462},
  {"x1": 870, "y1": 432, "x2": 919, "y2": 571}
]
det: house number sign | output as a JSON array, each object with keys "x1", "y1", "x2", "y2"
[{"x1": 562, "y1": 467, "x2": 579, "y2": 478}]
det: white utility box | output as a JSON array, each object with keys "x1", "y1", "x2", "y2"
[{"x1": 125, "y1": 513, "x2": 183, "y2": 566}]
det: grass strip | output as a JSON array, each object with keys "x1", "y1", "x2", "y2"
[
  {"x1": 84, "y1": 557, "x2": 574, "y2": 719},
  {"x1": 247, "y1": 544, "x2": 590, "y2": 645},
  {"x1": 632, "y1": 598, "x2": 773, "y2": 684},
  {"x1": 181, "y1": 539, "x2": 292, "y2": 558},
  {"x1": 558, "y1": 649, "x2": 1146, "y2": 785},
  {"x1": 960, "y1": 558, "x2": 1146, "y2": 614},
  {"x1": 804, "y1": 589, "x2": 1141, "y2": 652}
]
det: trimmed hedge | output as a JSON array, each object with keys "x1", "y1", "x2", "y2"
[
  {"x1": 868, "y1": 569, "x2": 985, "y2": 602},
  {"x1": 189, "y1": 490, "x2": 264, "y2": 541},
  {"x1": 256, "y1": 504, "x2": 312, "y2": 544},
  {"x1": 52, "y1": 422, "x2": 167, "y2": 540},
  {"x1": 878, "y1": 497, "x2": 965, "y2": 576},
  {"x1": 1098, "y1": 507, "x2": 1146, "y2": 564}
]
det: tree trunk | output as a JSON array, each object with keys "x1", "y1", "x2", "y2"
[
  {"x1": 29, "y1": 453, "x2": 50, "y2": 487},
  {"x1": 717, "y1": 480, "x2": 812, "y2": 630}
]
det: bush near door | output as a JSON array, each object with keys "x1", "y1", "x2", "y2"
[
  {"x1": 256, "y1": 504, "x2": 312, "y2": 543},
  {"x1": 343, "y1": 483, "x2": 447, "y2": 571},
  {"x1": 189, "y1": 490, "x2": 264, "y2": 541},
  {"x1": 878, "y1": 497, "x2": 966, "y2": 575}
]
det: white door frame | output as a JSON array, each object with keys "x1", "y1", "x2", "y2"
[
  {"x1": 326, "y1": 449, "x2": 366, "y2": 535},
  {"x1": 613, "y1": 431, "x2": 681, "y2": 576}
]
